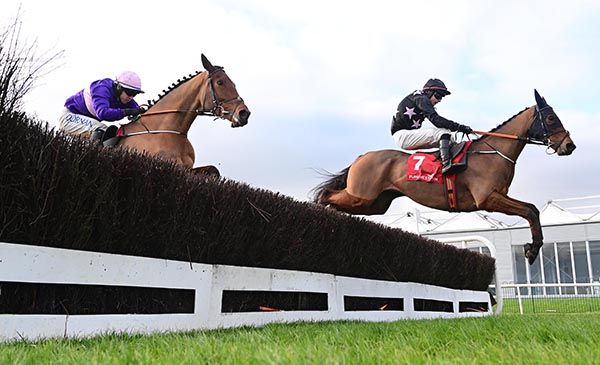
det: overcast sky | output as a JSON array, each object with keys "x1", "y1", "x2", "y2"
[{"x1": 2, "y1": 0, "x2": 599, "y2": 225}]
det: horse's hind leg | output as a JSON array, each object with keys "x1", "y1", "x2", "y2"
[
  {"x1": 370, "y1": 190, "x2": 403, "y2": 214},
  {"x1": 324, "y1": 189, "x2": 368, "y2": 213},
  {"x1": 325, "y1": 189, "x2": 393, "y2": 215}
]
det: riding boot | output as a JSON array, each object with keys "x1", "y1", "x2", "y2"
[
  {"x1": 101, "y1": 125, "x2": 119, "y2": 147},
  {"x1": 90, "y1": 124, "x2": 108, "y2": 143},
  {"x1": 90, "y1": 124, "x2": 118, "y2": 146},
  {"x1": 439, "y1": 134, "x2": 454, "y2": 175}
]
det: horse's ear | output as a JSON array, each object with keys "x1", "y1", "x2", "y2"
[
  {"x1": 201, "y1": 54, "x2": 216, "y2": 73},
  {"x1": 534, "y1": 89, "x2": 547, "y2": 108}
]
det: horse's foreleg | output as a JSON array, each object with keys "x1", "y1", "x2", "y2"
[{"x1": 479, "y1": 191, "x2": 542, "y2": 265}]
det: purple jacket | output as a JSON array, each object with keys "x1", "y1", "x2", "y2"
[{"x1": 64, "y1": 78, "x2": 139, "y2": 121}]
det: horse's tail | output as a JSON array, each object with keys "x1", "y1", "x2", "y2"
[{"x1": 311, "y1": 166, "x2": 351, "y2": 204}]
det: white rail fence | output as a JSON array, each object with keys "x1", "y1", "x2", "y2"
[
  {"x1": 499, "y1": 283, "x2": 600, "y2": 314},
  {"x1": 0, "y1": 242, "x2": 492, "y2": 341}
]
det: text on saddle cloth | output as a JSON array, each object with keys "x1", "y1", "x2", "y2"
[{"x1": 406, "y1": 141, "x2": 472, "y2": 184}]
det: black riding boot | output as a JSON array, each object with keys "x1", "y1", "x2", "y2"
[
  {"x1": 439, "y1": 134, "x2": 454, "y2": 174},
  {"x1": 90, "y1": 124, "x2": 118, "y2": 146},
  {"x1": 90, "y1": 125, "x2": 108, "y2": 143}
]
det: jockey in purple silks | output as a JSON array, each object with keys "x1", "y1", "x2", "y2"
[
  {"x1": 391, "y1": 78, "x2": 473, "y2": 174},
  {"x1": 59, "y1": 71, "x2": 145, "y2": 142}
]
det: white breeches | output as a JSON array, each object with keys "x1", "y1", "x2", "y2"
[
  {"x1": 392, "y1": 128, "x2": 456, "y2": 149},
  {"x1": 58, "y1": 108, "x2": 104, "y2": 136}
]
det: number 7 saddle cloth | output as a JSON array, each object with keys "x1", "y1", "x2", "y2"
[{"x1": 406, "y1": 141, "x2": 472, "y2": 184}]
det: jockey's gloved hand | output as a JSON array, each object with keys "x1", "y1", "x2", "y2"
[
  {"x1": 457, "y1": 124, "x2": 473, "y2": 134},
  {"x1": 123, "y1": 108, "x2": 143, "y2": 117}
]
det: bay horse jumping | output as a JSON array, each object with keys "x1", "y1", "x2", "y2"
[
  {"x1": 313, "y1": 90, "x2": 576, "y2": 265},
  {"x1": 115, "y1": 54, "x2": 250, "y2": 177}
]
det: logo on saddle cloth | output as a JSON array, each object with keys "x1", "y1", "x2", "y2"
[
  {"x1": 407, "y1": 153, "x2": 443, "y2": 183},
  {"x1": 407, "y1": 141, "x2": 472, "y2": 184}
]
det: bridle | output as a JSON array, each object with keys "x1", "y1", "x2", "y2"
[
  {"x1": 121, "y1": 69, "x2": 244, "y2": 138},
  {"x1": 472, "y1": 105, "x2": 571, "y2": 163},
  {"x1": 529, "y1": 105, "x2": 571, "y2": 153}
]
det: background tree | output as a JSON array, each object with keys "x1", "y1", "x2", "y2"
[{"x1": 0, "y1": 7, "x2": 63, "y2": 117}]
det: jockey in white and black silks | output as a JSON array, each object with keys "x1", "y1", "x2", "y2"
[
  {"x1": 391, "y1": 78, "x2": 473, "y2": 174},
  {"x1": 58, "y1": 71, "x2": 145, "y2": 142}
]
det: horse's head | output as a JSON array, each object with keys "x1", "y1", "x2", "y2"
[
  {"x1": 528, "y1": 90, "x2": 576, "y2": 155},
  {"x1": 201, "y1": 54, "x2": 250, "y2": 128}
]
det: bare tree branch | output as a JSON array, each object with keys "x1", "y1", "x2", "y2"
[{"x1": 0, "y1": 6, "x2": 64, "y2": 117}]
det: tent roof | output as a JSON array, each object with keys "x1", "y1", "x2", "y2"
[
  {"x1": 377, "y1": 196, "x2": 600, "y2": 233},
  {"x1": 427, "y1": 212, "x2": 509, "y2": 232}
]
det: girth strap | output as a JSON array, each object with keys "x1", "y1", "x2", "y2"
[{"x1": 444, "y1": 175, "x2": 458, "y2": 211}]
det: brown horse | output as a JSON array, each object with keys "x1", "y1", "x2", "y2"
[
  {"x1": 313, "y1": 90, "x2": 576, "y2": 265},
  {"x1": 116, "y1": 54, "x2": 250, "y2": 176}
]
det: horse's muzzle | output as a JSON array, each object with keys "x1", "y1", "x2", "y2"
[
  {"x1": 555, "y1": 133, "x2": 576, "y2": 156},
  {"x1": 232, "y1": 109, "x2": 250, "y2": 128},
  {"x1": 556, "y1": 141, "x2": 577, "y2": 156},
  {"x1": 558, "y1": 142, "x2": 576, "y2": 156}
]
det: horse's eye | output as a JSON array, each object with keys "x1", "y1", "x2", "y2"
[
  {"x1": 547, "y1": 115, "x2": 555, "y2": 124},
  {"x1": 217, "y1": 79, "x2": 224, "y2": 86}
]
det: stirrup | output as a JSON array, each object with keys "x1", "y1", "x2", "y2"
[{"x1": 442, "y1": 162, "x2": 455, "y2": 175}]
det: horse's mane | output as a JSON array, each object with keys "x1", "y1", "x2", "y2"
[
  {"x1": 487, "y1": 106, "x2": 531, "y2": 133},
  {"x1": 144, "y1": 70, "x2": 204, "y2": 108}
]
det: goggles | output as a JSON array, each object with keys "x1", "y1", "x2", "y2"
[{"x1": 123, "y1": 88, "x2": 140, "y2": 97}]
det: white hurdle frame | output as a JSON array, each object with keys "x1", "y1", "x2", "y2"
[
  {"x1": 0, "y1": 242, "x2": 492, "y2": 341},
  {"x1": 438, "y1": 235, "x2": 503, "y2": 314}
]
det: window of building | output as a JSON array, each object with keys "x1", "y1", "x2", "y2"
[
  {"x1": 513, "y1": 240, "x2": 600, "y2": 296},
  {"x1": 541, "y1": 244, "x2": 558, "y2": 294},
  {"x1": 573, "y1": 241, "x2": 589, "y2": 283},
  {"x1": 511, "y1": 245, "x2": 528, "y2": 295},
  {"x1": 465, "y1": 245, "x2": 491, "y2": 256},
  {"x1": 529, "y1": 251, "x2": 543, "y2": 295},
  {"x1": 590, "y1": 240, "x2": 600, "y2": 282},
  {"x1": 557, "y1": 242, "x2": 575, "y2": 294}
]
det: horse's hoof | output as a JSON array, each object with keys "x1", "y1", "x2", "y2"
[
  {"x1": 524, "y1": 242, "x2": 540, "y2": 265},
  {"x1": 191, "y1": 165, "x2": 221, "y2": 179}
]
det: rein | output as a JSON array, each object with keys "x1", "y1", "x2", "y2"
[{"x1": 472, "y1": 130, "x2": 547, "y2": 145}]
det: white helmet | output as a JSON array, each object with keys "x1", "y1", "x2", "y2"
[{"x1": 115, "y1": 71, "x2": 144, "y2": 93}]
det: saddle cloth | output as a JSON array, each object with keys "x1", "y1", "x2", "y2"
[{"x1": 406, "y1": 141, "x2": 472, "y2": 184}]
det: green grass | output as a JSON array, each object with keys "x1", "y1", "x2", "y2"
[
  {"x1": 501, "y1": 297, "x2": 600, "y2": 314},
  {"x1": 2, "y1": 314, "x2": 599, "y2": 364}
]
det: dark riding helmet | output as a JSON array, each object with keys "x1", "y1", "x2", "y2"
[{"x1": 423, "y1": 78, "x2": 451, "y2": 97}]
